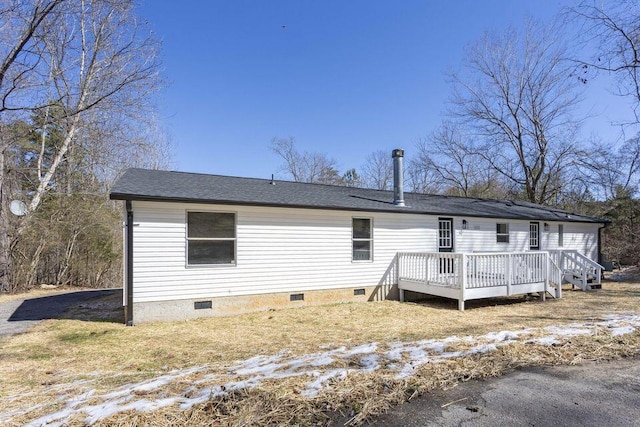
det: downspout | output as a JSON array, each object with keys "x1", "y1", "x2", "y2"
[
  {"x1": 597, "y1": 222, "x2": 609, "y2": 282},
  {"x1": 597, "y1": 222, "x2": 607, "y2": 265},
  {"x1": 125, "y1": 200, "x2": 134, "y2": 326}
]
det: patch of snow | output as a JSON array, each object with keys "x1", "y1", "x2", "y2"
[
  {"x1": 23, "y1": 405, "x2": 78, "y2": 427},
  {"x1": 545, "y1": 325, "x2": 593, "y2": 336},
  {"x1": 359, "y1": 354, "x2": 379, "y2": 372},
  {"x1": 423, "y1": 340, "x2": 448, "y2": 353},
  {"x1": 436, "y1": 351, "x2": 464, "y2": 360},
  {"x1": 529, "y1": 336, "x2": 560, "y2": 346},
  {"x1": 442, "y1": 336, "x2": 462, "y2": 344},
  {"x1": 0, "y1": 404, "x2": 44, "y2": 424},
  {"x1": 132, "y1": 376, "x2": 180, "y2": 393},
  {"x1": 178, "y1": 388, "x2": 217, "y2": 411},
  {"x1": 302, "y1": 369, "x2": 348, "y2": 397},
  {"x1": 84, "y1": 397, "x2": 178, "y2": 424},
  {"x1": 468, "y1": 343, "x2": 498, "y2": 355},
  {"x1": 230, "y1": 352, "x2": 286, "y2": 376},
  {"x1": 309, "y1": 354, "x2": 335, "y2": 367},
  {"x1": 339, "y1": 343, "x2": 378, "y2": 357},
  {"x1": 610, "y1": 326, "x2": 636, "y2": 336},
  {"x1": 484, "y1": 330, "x2": 528, "y2": 341}
]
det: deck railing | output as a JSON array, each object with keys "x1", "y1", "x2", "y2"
[
  {"x1": 397, "y1": 251, "x2": 551, "y2": 310},
  {"x1": 467, "y1": 252, "x2": 547, "y2": 288},
  {"x1": 398, "y1": 252, "x2": 461, "y2": 288},
  {"x1": 548, "y1": 249, "x2": 602, "y2": 290},
  {"x1": 398, "y1": 251, "x2": 549, "y2": 289},
  {"x1": 397, "y1": 249, "x2": 603, "y2": 310},
  {"x1": 547, "y1": 255, "x2": 563, "y2": 298}
]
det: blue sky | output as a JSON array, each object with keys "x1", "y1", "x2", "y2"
[{"x1": 138, "y1": 1, "x2": 634, "y2": 179}]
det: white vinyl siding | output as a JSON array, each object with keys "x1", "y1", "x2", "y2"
[
  {"x1": 540, "y1": 222, "x2": 598, "y2": 261},
  {"x1": 131, "y1": 201, "x2": 435, "y2": 303},
  {"x1": 130, "y1": 201, "x2": 603, "y2": 304},
  {"x1": 457, "y1": 218, "x2": 599, "y2": 261}
]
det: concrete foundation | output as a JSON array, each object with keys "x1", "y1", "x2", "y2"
[{"x1": 131, "y1": 283, "x2": 400, "y2": 324}]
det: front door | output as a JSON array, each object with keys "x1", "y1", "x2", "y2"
[
  {"x1": 439, "y1": 218, "x2": 454, "y2": 273},
  {"x1": 529, "y1": 222, "x2": 540, "y2": 250},
  {"x1": 438, "y1": 218, "x2": 454, "y2": 252}
]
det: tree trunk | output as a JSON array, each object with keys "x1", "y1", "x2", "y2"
[{"x1": 0, "y1": 146, "x2": 12, "y2": 291}]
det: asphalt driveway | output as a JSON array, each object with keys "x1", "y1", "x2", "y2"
[
  {"x1": 372, "y1": 357, "x2": 640, "y2": 426},
  {"x1": 0, "y1": 289, "x2": 122, "y2": 336}
]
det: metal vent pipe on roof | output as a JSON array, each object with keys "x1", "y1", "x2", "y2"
[{"x1": 392, "y1": 149, "x2": 405, "y2": 207}]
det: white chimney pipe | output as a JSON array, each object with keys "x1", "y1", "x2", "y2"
[{"x1": 392, "y1": 149, "x2": 405, "y2": 206}]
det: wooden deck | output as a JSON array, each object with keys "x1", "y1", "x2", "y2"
[{"x1": 397, "y1": 250, "x2": 601, "y2": 310}]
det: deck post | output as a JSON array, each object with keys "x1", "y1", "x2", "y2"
[
  {"x1": 543, "y1": 253, "x2": 549, "y2": 301},
  {"x1": 459, "y1": 254, "x2": 467, "y2": 311},
  {"x1": 424, "y1": 254, "x2": 429, "y2": 286},
  {"x1": 552, "y1": 254, "x2": 563, "y2": 299},
  {"x1": 507, "y1": 254, "x2": 512, "y2": 296},
  {"x1": 397, "y1": 253, "x2": 404, "y2": 302},
  {"x1": 556, "y1": 269, "x2": 562, "y2": 299}
]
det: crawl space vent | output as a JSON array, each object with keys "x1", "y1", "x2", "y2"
[
  {"x1": 290, "y1": 293, "x2": 304, "y2": 302},
  {"x1": 194, "y1": 300, "x2": 212, "y2": 310}
]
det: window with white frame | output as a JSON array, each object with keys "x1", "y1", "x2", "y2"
[
  {"x1": 496, "y1": 223, "x2": 509, "y2": 243},
  {"x1": 187, "y1": 212, "x2": 236, "y2": 265},
  {"x1": 352, "y1": 218, "x2": 372, "y2": 261},
  {"x1": 529, "y1": 222, "x2": 540, "y2": 249}
]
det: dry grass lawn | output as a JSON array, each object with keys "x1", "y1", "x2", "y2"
[{"x1": 1, "y1": 276, "x2": 639, "y2": 426}]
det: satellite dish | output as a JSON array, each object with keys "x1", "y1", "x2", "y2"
[{"x1": 9, "y1": 200, "x2": 27, "y2": 216}]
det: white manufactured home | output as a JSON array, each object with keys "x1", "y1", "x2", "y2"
[{"x1": 110, "y1": 150, "x2": 608, "y2": 325}]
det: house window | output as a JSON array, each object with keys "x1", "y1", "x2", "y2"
[
  {"x1": 558, "y1": 224, "x2": 564, "y2": 247},
  {"x1": 187, "y1": 211, "x2": 236, "y2": 265},
  {"x1": 352, "y1": 218, "x2": 372, "y2": 261},
  {"x1": 496, "y1": 223, "x2": 509, "y2": 243},
  {"x1": 530, "y1": 222, "x2": 540, "y2": 249}
]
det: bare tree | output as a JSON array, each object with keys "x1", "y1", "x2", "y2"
[
  {"x1": 449, "y1": 19, "x2": 583, "y2": 205},
  {"x1": 0, "y1": 0, "x2": 64, "y2": 114},
  {"x1": 0, "y1": 0, "x2": 64, "y2": 290},
  {"x1": 571, "y1": 1, "x2": 640, "y2": 122},
  {"x1": 415, "y1": 123, "x2": 499, "y2": 198},
  {"x1": 27, "y1": 0, "x2": 160, "y2": 210},
  {"x1": 577, "y1": 133, "x2": 640, "y2": 200},
  {"x1": 360, "y1": 150, "x2": 393, "y2": 190},
  {"x1": 406, "y1": 157, "x2": 444, "y2": 194},
  {"x1": 271, "y1": 137, "x2": 343, "y2": 184},
  {"x1": 0, "y1": 0, "x2": 164, "y2": 291}
]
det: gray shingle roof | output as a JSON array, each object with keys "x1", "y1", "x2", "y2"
[{"x1": 109, "y1": 168, "x2": 607, "y2": 223}]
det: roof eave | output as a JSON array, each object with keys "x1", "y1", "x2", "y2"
[{"x1": 109, "y1": 193, "x2": 608, "y2": 224}]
